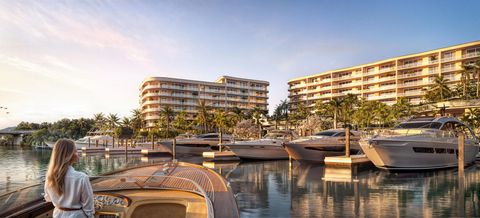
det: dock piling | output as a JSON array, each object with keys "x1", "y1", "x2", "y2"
[
  {"x1": 151, "y1": 135, "x2": 155, "y2": 150},
  {"x1": 458, "y1": 133, "x2": 465, "y2": 175},
  {"x1": 88, "y1": 138, "x2": 91, "y2": 148},
  {"x1": 219, "y1": 131, "x2": 223, "y2": 152},
  {"x1": 173, "y1": 138, "x2": 177, "y2": 160},
  {"x1": 345, "y1": 127, "x2": 350, "y2": 158},
  {"x1": 95, "y1": 140, "x2": 99, "y2": 148},
  {"x1": 112, "y1": 137, "x2": 115, "y2": 148}
]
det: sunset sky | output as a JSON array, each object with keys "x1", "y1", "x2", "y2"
[{"x1": 1, "y1": 0, "x2": 480, "y2": 128}]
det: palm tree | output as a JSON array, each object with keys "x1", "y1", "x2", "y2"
[
  {"x1": 392, "y1": 97, "x2": 412, "y2": 122},
  {"x1": 463, "y1": 59, "x2": 480, "y2": 98},
  {"x1": 130, "y1": 109, "x2": 143, "y2": 135},
  {"x1": 121, "y1": 117, "x2": 132, "y2": 127},
  {"x1": 93, "y1": 113, "x2": 105, "y2": 130},
  {"x1": 424, "y1": 75, "x2": 452, "y2": 102},
  {"x1": 160, "y1": 106, "x2": 175, "y2": 138},
  {"x1": 196, "y1": 100, "x2": 210, "y2": 133},
  {"x1": 279, "y1": 99, "x2": 289, "y2": 129},
  {"x1": 173, "y1": 111, "x2": 191, "y2": 133},
  {"x1": 107, "y1": 113, "x2": 120, "y2": 130},
  {"x1": 213, "y1": 109, "x2": 230, "y2": 151},
  {"x1": 326, "y1": 98, "x2": 343, "y2": 129},
  {"x1": 374, "y1": 103, "x2": 390, "y2": 127},
  {"x1": 272, "y1": 104, "x2": 283, "y2": 129},
  {"x1": 460, "y1": 64, "x2": 473, "y2": 99},
  {"x1": 251, "y1": 107, "x2": 264, "y2": 138}
]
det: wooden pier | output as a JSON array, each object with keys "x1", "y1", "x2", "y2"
[
  {"x1": 203, "y1": 151, "x2": 239, "y2": 161},
  {"x1": 324, "y1": 154, "x2": 371, "y2": 167}
]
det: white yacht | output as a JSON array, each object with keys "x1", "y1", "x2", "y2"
[
  {"x1": 226, "y1": 130, "x2": 298, "y2": 160},
  {"x1": 160, "y1": 133, "x2": 232, "y2": 155},
  {"x1": 360, "y1": 117, "x2": 479, "y2": 170},
  {"x1": 45, "y1": 131, "x2": 115, "y2": 149},
  {"x1": 284, "y1": 129, "x2": 361, "y2": 162}
]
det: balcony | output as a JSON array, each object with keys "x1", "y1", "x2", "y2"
[
  {"x1": 332, "y1": 74, "x2": 361, "y2": 81},
  {"x1": 441, "y1": 66, "x2": 461, "y2": 73},
  {"x1": 145, "y1": 115, "x2": 160, "y2": 120},
  {"x1": 364, "y1": 85, "x2": 396, "y2": 92},
  {"x1": 141, "y1": 100, "x2": 161, "y2": 106},
  {"x1": 398, "y1": 81, "x2": 428, "y2": 88},
  {"x1": 331, "y1": 82, "x2": 362, "y2": 89},
  {"x1": 441, "y1": 56, "x2": 456, "y2": 62},
  {"x1": 364, "y1": 76, "x2": 396, "y2": 84},
  {"x1": 462, "y1": 52, "x2": 480, "y2": 59},
  {"x1": 398, "y1": 62, "x2": 422, "y2": 70},
  {"x1": 366, "y1": 94, "x2": 396, "y2": 100},
  {"x1": 443, "y1": 75, "x2": 460, "y2": 82},
  {"x1": 398, "y1": 90, "x2": 423, "y2": 97},
  {"x1": 378, "y1": 67, "x2": 396, "y2": 73}
]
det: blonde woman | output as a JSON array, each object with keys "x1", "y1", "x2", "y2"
[{"x1": 44, "y1": 139, "x2": 94, "y2": 217}]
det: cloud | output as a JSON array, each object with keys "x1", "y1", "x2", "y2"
[{"x1": 0, "y1": 1, "x2": 152, "y2": 64}]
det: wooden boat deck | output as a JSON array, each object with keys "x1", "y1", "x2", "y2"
[{"x1": 91, "y1": 162, "x2": 239, "y2": 218}]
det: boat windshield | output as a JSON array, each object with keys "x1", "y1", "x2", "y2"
[
  {"x1": 394, "y1": 122, "x2": 442, "y2": 129},
  {"x1": 314, "y1": 131, "x2": 338, "y2": 137}
]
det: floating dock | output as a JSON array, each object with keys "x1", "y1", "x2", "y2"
[
  {"x1": 141, "y1": 148, "x2": 171, "y2": 156},
  {"x1": 324, "y1": 154, "x2": 371, "y2": 167},
  {"x1": 202, "y1": 151, "x2": 239, "y2": 161}
]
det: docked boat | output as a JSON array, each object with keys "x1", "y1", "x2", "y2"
[
  {"x1": 225, "y1": 130, "x2": 298, "y2": 160},
  {"x1": 0, "y1": 161, "x2": 239, "y2": 218},
  {"x1": 360, "y1": 117, "x2": 479, "y2": 170},
  {"x1": 160, "y1": 133, "x2": 232, "y2": 155},
  {"x1": 284, "y1": 129, "x2": 361, "y2": 162},
  {"x1": 45, "y1": 130, "x2": 116, "y2": 150}
]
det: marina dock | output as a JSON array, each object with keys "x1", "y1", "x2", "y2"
[
  {"x1": 324, "y1": 154, "x2": 371, "y2": 167},
  {"x1": 203, "y1": 151, "x2": 239, "y2": 161}
]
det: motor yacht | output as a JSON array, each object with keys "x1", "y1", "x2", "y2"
[
  {"x1": 159, "y1": 133, "x2": 232, "y2": 155},
  {"x1": 360, "y1": 117, "x2": 479, "y2": 170},
  {"x1": 0, "y1": 161, "x2": 239, "y2": 218},
  {"x1": 45, "y1": 131, "x2": 115, "y2": 150},
  {"x1": 225, "y1": 130, "x2": 298, "y2": 160},
  {"x1": 284, "y1": 129, "x2": 361, "y2": 162}
]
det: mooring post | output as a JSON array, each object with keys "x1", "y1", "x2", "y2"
[
  {"x1": 95, "y1": 139, "x2": 99, "y2": 148},
  {"x1": 172, "y1": 138, "x2": 176, "y2": 160},
  {"x1": 88, "y1": 138, "x2": 91, "y2": 148},
  {"x1": 125, "y1": 139, "x2": 128, "y2": 153},
  {"x1": 151, "y1": 135, "x2": 155, "y2": 150},
  {"x1": 112, "y1": 137, "x2": 115, "y2": 148},
  {"x1": 219, "y1": 131, "x2": 223, "y2": 152},
  {"x1": 346, "y1": 127, "x2": 350, "y2": 158},
  {"x1": 458, "y1": 133, "x2": 465, "y2": 176}
]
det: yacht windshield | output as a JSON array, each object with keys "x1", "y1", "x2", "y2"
[
  {"x1": 394, "y1": 122, "x2": 442, "y2": 129},
  {"x1": 314, "y1": 131, "x2": 338, "y2": 136}
]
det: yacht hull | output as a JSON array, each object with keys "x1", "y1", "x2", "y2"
[
  {"x1": 159, "y1": 141, "x2": 214, "y2": 155},
  {"x1": 227, "y1": 144, "x2": 289, "y2": 160},
  {"x1": 360, "y1": 139, "x2": 479, "y2": 170},
  {"x1": 284, "y1": 141, "x2": 361, "y2": 162}
]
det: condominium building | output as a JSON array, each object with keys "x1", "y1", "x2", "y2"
[
  {"x1": 140, "y1": 76, "x2": 269, "y2": 128},
  {"x1": 288, "y1": 40, "x2": 480, "y2": 109}
]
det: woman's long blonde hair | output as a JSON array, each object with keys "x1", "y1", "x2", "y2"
[{"x1": 46, "y1": 139, "x2": 76, "y2": 195}]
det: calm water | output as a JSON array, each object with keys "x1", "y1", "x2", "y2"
[{"x1": 1, "y1": 146, "x2": 479, "y2": 217}]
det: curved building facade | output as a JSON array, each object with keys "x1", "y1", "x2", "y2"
[{"x1": 140, "y1": 75, "x2": 269, "y2": 128}]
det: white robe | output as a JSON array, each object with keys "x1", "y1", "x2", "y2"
[{"x1": 44, "y1": 166, "x2": 95, "y2": 218}]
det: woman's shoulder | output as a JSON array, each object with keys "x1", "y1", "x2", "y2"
[{"x1": 67, "y1": 166, "x2": 90, "y2": 179}]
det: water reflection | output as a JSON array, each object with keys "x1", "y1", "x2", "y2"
[
  {"x1": 1, "y1": 146, "x2": 479, "y2": 217},
  {"x1": 209, "y1": 160, "x2": 480, "y2": 217}
]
